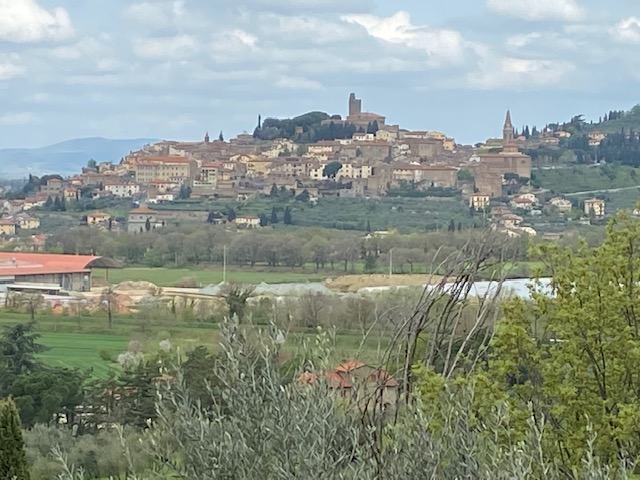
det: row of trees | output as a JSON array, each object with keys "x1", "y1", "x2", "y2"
[{"x1": 44, "y1": 223, "x2": 531, "y2": 273}]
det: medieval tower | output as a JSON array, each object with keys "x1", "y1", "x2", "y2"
[{"x1": 348, "y1": 93, "x2": 362, "y2": 116}]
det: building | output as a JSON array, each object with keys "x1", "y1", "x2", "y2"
[
  {"x1": 234, "y1": 215, "x2": 261, "y2": 228},
  {"x1": 549, "y1": 197, "x2": 573, "y2": 213},
  {"x1": 0, "y1": 252, "x2": 120, "y2": 292},
  {"x1": 346, "y1": 93, "x2": 386, "y2": 129},
  {"x1": 130, "y1": 156, "x2": 198, "y2": 185},
  {"x1": 40, "y1": 176, "x2": 64, "y2": 196},
  {"x1": 127, "y1": 205, "x2": 162, "y2": 233},
  {"x1": 14, "y1": 214, "x2": 40, "y2": 230},
  {"x1": 299, "y1": 361, "x2": 398, "y2": 410},
  {"x1": 584, "y1": 198, "x2": 605, "y2": 218},
  {"x1": 469, "y1": 193, "x2": 490, "y2": 211},
  {"x1": 103, "y1": 179, "x2": 140, "y2": 198},
  {"x1": 87, "y1": 211, "x2": 112, "y2": 226},
  {"x1": 470, "y1": 112, "x2": 532, "y2": 198},
  {"x1": 0, "y1": 218, "x2": 17, "y2": 235}
]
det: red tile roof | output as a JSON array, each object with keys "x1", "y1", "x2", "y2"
[{"x1": 0, "y1": 252, "x2": 113, "y2": 276}]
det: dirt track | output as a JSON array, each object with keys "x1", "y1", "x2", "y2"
[{"x1": 325, "y1": 274, "x2": 445, "y2": 293}]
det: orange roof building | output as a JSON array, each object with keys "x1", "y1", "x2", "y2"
[{"x1": 0, "y1": 252, "x2": 120, "y2": 292}]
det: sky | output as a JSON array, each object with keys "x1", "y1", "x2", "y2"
[{"x1": 1, "y1": 0, "x2": 640, "y2": 148}]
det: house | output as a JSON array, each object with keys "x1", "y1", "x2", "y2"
[
  {"x1": 510, "y1": 196, "x2": 536, "y2": 211},
  {"x1": 299, "y1": 361, "x2": 398, "y2": 410},
  {"x1": 584, "y1": 198, "x2": 605, "y2": 218},
  {"x1": 103, "y1": 179, "x2": 140, "y2": 198},
  {"x1": 0, "y1": 218, "x2": 17, "y2": 235},
  {"x1": 496, "y1": 213, "x2": 523, "y2": 229},
  {"x1": 63, "y1": 186, "x2": 79, "y2": 201},
  {"x1": 87, "y1": 211, "x2": 112, "y2": 226},
  {"x1": 234, "y1": 215, "x2": 261, "y2": 228},
  {"x1": 469, "y1": 193, "x2": 490, "y2": 211},
  {"x1": 14, "y1": 213, "x2": 40, "y2": 230},
  {"x1": 549, "y1": 197, "x2": 572, "y2": 213},
  {"x1": 2, "y1": 200, "x2": 24, "y2": 215},
  {"x1": 23, "y1": 195, "x2": 47, "y2": 211},
  {"x1": 40, "y1": 176, "x2": 64, "y2": 196},
  {"x1": 127, "y1": 205, "x2": 162, "y2": 233}
]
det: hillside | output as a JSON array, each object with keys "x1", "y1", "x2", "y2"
[{"x1": 0, "y1": 137, "x2": 158, "y2": 178}]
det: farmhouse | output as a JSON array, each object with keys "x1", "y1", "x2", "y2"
[{"x1": 0, "y1": 252, "x2": 120, "y2": 292}]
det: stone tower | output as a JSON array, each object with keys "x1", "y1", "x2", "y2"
[
  {"x1": 503, "y1": 110, "x2": 514, "y2": 144},
  {"x1": 349, "y1": 93, "x2": 362, "y2": 116},
  {"x1": 204, "y1": 131, "x2": 210, "y2": 144}
]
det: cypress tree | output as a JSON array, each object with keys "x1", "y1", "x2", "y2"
[
  {"x1": 270, "y1": 207, "x2": 279, "y2": 224},
  {"x1": 283, "y1": 207, "x2": 292, "y2": 225},
  {"x1": 0, "y1": 397, "x2": 30, "y2": 480}
]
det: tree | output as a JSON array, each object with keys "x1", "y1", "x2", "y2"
[
  {"x1": 227, "y1": 208, "x2": 237, "y2": 222},
  {"x1": 0, "y1": 323, "x2": 47, "y2": 375},
  {"x1": 222, "y1": 283, "x2": 255, "y2": 321},
  {"x1": 44, "y1": 196, "x2": 53, "y2": 208},
  {"x1": 0, "y1": 398, "x2": 30, "y2": 480},
  {"x1": 145, "y1": 217, "x2": 151, "y2": 232},
  {"x1": 295, "y1": 189, "x2": 310, "y2": 202},
  {"x1": 259, "y1": 213, "x2": 268, "y2": 227},
  {"x1": 323, "y1": 161, "x2": 343, "y2": 179},
  {"x1": 269, "y1": 184, "x2": 279, "y2": 198},
  {"x1": 101, "y1": 286, "x2": 118, "y2": 331},
  {"x1": 447, "y1": 219, "x2": 455, "y2": 232},
  {"x1": 20, "y1": 293, "x2": 44, "y2": 322},
  {"x1": 283, "y1": 207, "x2": 292, "y2": 225},
  {"x1": 366, "y1": 219, "x2": 371, "y2": 233},
  {"x1": 218, "y1": 131, "x2": 224, "y2": 142},
  {"x1": 178, "y1": 184, "x2": 192, "y2": 200},
  {"x1": 488, "y1": 211, "x2": 640, "y2": 469},
  {"x1": 270, "y1": 207, "x2": 279, "y2": 224},
  {"x1": 87, "y1": 158, "x2": 97, "y2": 169}
]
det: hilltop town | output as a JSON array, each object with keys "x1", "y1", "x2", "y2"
[{"x1": 0, "y1": 93, "x2": 638, "y2": 248}]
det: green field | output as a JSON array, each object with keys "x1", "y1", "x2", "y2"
[
  {"x1": 93, "y1": 267, "x2": 327, "y2": 286},
  {"x1": 533, "y1": 164, "x2": 640, "y2": 194},
  {"x1": 0, "y1": 312, "x2": 387, "y2": 377}
]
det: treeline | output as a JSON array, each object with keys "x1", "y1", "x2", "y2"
[
  {"x1": 253, "y1": 111, "x2": 359, "y2": 143},
  {"x1": 44, "y1": 224, "x2": 530, "y2": 274}
]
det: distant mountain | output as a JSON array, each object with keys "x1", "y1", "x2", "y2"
[{"x1": 0, "y1": 137, "x2": 159, "y2": 178}]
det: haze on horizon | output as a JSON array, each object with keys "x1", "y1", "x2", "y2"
[{"x1": 1, "y1": 0, "x2": 640, "y2": 148}]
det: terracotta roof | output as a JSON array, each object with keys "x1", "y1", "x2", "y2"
[
  {"x1": 129, "y1": 206, "x2": 156, "y2": 215},
  {"x1": 0, "y1": 252, "x2": 120, "y2": 276},
  {"x1": 88, "y1": 211, "x2": 111, "y2": 218},
  {"x1": 335, "y1": 361, "x2": 366, "y2": 372}
]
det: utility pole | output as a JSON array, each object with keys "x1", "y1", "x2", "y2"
[{"x1": 223, "y1": 245, "x2": 227, "y2": 283}]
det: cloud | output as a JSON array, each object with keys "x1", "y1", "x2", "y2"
[
  {"x1": 133, "y1": 35, "x2": 199, "y2": 60},
  {"x1": 486, "y1": 0, "x2": 586, "y2": 22},
  {"x1": 261, "y1": 15, "x2": 359, "y2": 44},
  {"x1": 0, "y1": 0, "x2": 73, "y2": 42},
  {"x1": 469, "y1": 57, "x2": 574, "y2": 90},
  {"x1": 342, "y1": 11, "x2": 470, "y2": 66},
  {"x1": 0, "y1": 62, "x2": 25, "y2": 81},
  {"x1": 612, "y1": 17, "x2": 640, "y2": 44},
  {"x1": 124, "y1": 1, "x2": 185, "y2": 26},
  {"x1": 213, "y1": 29, "x2": 258, "y2": 50},
  {"x1": 0, "y1": 112, "x2": 33, "y2": 126},
  {"x1": 275, "y1": 76, "x2": 323, "y2": 91}
]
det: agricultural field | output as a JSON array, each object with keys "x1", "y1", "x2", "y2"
[
  {"x1": 532, "y1": 164, "x2": 640, "y2": 194},
  {"x1": 0, "y1": 311, "x2": 387, "y2": 378},
  {"x1": 156, "y1": 195, "x2": 477, "y2": 233},
  {"x1": 93, "y1": 267, "x2": 327, "y2": 286}
]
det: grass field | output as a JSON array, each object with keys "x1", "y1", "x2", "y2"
[
  {"x1": 0, "y1": 311, "x2": 387, "y2": 378},
  {"x1": 93, "y1": 267, "x2": 328, "y2": 287},
  {"x1": 533, "y1": 164, "x2": 640, "y2": 194}
]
